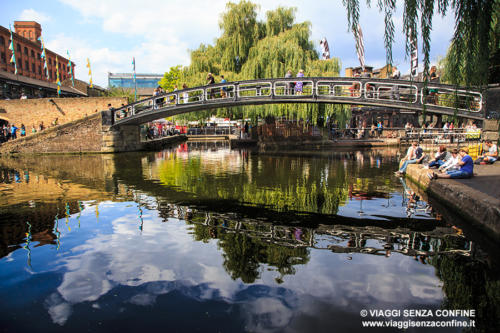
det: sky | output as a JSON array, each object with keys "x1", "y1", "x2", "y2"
[{"x1": 1, "y1": 0, "x2": 457, "y2": 88}]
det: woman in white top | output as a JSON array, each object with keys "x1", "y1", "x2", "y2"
[{"x1": 438, "y1": 148, "x2": 460, "y2": 172}]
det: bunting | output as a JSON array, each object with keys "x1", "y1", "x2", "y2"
[
  {"x1": 38, "y1": 36, "x2": 49, "y2": 79},
  {"x1": 355, "y1": 24, "x2": 365, "y2": 70},
  {"x1": 86, "y1": 58, "x2": 93, "y2": 88},
  {"x1": 8, "y1": 25, "x2": 18, "y2": 75},
  {"x1": 67, "y1": 51, "x2": 75, "y2": 87},
  {"x1": 56, "y1": 56, "x2": 61, "y2": 96}
]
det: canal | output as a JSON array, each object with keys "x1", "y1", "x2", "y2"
[{"x1": 0, "y1": 142, "x2": 498, "y2": 332}]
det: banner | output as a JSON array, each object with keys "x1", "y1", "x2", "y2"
[
  {"x1": 355, "y1": 24, "x2": 365, "y2": 70},
  {"x1": 67, "y1": 51, "x2": 75, "y2": 87},
  {"x1": 86, "y1": 58, "x2": 93, "y2": 88},
  {"x1": 133, "y1": 57, "x2": 137, "y2": 102},
  {"x1": 38, "y1": 36, "x2": 49, "y2": 79},
  {"x1": 8, "y1": 25, "x2": 18, "y2": 75},
  {"x1": 56, "y1": 56, "x2": 61, "y2": 96},
  {"x1": 320, "y1": 38, "x2": 330, "y2": 60},
  {"x1": 409, "y1": 28, "x2": 418, "y2": 79}
]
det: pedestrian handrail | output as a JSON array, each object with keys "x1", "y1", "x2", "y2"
[{"x1": 112, "y1": 77, "x2": 484, "y2": 125}]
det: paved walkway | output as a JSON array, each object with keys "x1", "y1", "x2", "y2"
[{"x1": 453, "y1": 163, "x2": 500, "y2": 199}]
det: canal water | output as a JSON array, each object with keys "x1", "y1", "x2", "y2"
[{"x1": 0, "y1": 142, "x2": 498, "y2": 332}]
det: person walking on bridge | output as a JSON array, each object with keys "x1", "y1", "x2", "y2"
[
  {"x1": 206, "y1": 73, "x2": 215, "y2": 99},
  {"x1": 285, "y1": 70, "x2": 294, "y2": 95},
  {"x1": 295, "y1": 69, "x2": 304, "y2": 95}
]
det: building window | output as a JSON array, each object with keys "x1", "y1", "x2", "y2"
[
  {"x1": 49, "y1": 58, "x2": 52, "y2": 65},
  {"x1": 0, "y1": 36, "x2": 4, "y2": 45},
  {"x1": 29, "y1": 31, "x2": 32, "y2": 38},
  {"x1": 25, "y1": 60, "x2": 29, "y2": 71},
  {"x1": 17, "y1": 44, "x2": 21, "y2": 52},
  {"x1": 18, "y1": 59, "x2": 22, "y2": 69},
  {"x1": 38, "y1": 65, "x2": 41, "y2": 74},
  {"x1": 1, "y1": 51, "x2": 5, "y2": 63},
  {"x1": 31, "y1": 50, "x2": 34, "y2": 57},
  {"x1": 37, "y1": 53, "x2": 41, "y2": 59},
  {"x1": 32, "y1": 63, "x2": 35, "y2": 73},
  {"x1": 24, "y1": 46, "x2": 28, "y2": 55}
]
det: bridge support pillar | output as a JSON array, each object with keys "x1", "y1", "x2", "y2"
[
  {"x1": 100, "y1": 110, "x2": 144, "y2": 153},
  {"x1": 102, "y1": 125, "x2": 143, "y2": 153}
]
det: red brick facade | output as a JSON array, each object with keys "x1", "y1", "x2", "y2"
[{"x1": 0, "y1": 21, "x2": 75, "y2": 83}]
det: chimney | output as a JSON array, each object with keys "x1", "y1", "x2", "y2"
[{"x1": 14, "y1": 21, "x2": 42, "y2": 43}]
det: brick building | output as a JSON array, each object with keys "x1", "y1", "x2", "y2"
[{"x1": 0, "y1": 21, "x2": 82, "y2": 99}]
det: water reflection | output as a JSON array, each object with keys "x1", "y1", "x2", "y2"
[{"x1": 0, "y1": 145, "x2": 498, "y2": 332}]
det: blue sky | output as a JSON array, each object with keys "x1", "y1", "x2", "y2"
[{"x1": 1, "y1": 0, "x2": 456, "y2": 87}]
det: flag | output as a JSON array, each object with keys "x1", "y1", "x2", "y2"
[
  {"x1": 67, "y1": 51, "x2": 75, "y2": 87},
  {"x1": 132, "y1": 57, "x2": 137, "y2": 102},
  {"x1": 8, "y1": 25, "x2": 17, "y2": 75},
  {"x1": 56, "y1": 56, "x2": 61, "y2": 96},
  {"x1": 38, "y1": 36, "x2": 49, "y2": 79},
  {"x1": 409, "y1": 28, "x2": 418, "y2": 79},
  {"x1": 355, "y1": 24, "x2": 365, "y2": 70},
  {"x1": 320, "y1": 38, "x2": 330, "y2": 60},
  {"x1": 86, "y1": 58, "x2": 93, "y2": 88}
]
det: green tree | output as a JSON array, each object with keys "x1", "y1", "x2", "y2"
[
  {"x1": 168, "y1": 1, "x2": 348, "y2": 125},
  {"x1": 217, "y1": 0, "x2": 261, "y2": 73},
  {"x1": 439, "y1": 0, "x2": 500, "y2": 86},
  {"x1": 342, "y1": 0, "x2": 498, "y2": 86},
  {"x1": 158, "y1": 65, "x2": 182, "y2": 91}
]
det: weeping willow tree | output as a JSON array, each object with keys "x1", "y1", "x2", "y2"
[
  {"x1": 160, "y1": 0, "x2": 349, "y2": 125},
  {"x1": 439, "y1": 0, "x2": 500, "y2": 85},
  {"x1": 342, "y1": 0, "x2": 498, "y2": 87}
]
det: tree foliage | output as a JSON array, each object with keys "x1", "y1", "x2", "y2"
[
  {"x1": 162, "y1": 0, "x2": 348, "y2": 125},
  {"x1": 342, "y1": 0, "x2": 498, "y2": 87},
  {"x1": 158, "y1": 65, "x2": 182, "y2": 92}
]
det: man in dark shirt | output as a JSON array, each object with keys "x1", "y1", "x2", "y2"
[{"x1": 207, "y1": 73, "x2": 215, "y2": 99}]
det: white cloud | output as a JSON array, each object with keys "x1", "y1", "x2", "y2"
[
  {"x1": 49, "y1": 0, "x2": 455, "y2": 86},
  {"x1": 19, "y1": 9, "x2": 52, "y2": 23}
]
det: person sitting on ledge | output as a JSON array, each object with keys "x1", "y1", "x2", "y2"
[
  {"x1": 437, "y1": 148, "x2": 460, "y2": 173},
  {"x1": 427, "y1": 147, "x2": 473, "y2": 180},
  {"x1": 474, "y1": 140, "x2": 498, "y2": 164},
  {"x1": 427, "y1": 145, "x2": 450, "y2": 169},
  {"x1": 395, "y1": 141, "x2": 425, "y2": 176}
]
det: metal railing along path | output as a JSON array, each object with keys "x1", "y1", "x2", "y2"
[{"x1": 112, "y1": 77, "x2": 484, "y2": 126}]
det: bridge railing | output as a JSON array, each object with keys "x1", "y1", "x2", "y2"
[
  {"x1": 421, "y1": 86, "x2": 482, "y2": 112},
  {"x1": 316, "y1": 80, "x2": 362, "y2": 98},
  {"x1": 113, "y1": 78, "x2": 484, "y2": 124}
]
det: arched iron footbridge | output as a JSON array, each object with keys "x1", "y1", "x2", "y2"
[{"x1": 112, "y1": 77, "x2": 484, "y2": 126}]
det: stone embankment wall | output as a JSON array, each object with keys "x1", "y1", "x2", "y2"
[
  {"x1": 482, "y1": 119, "x2": 499, "y2": 141},
  {"x1": 0, "y1": 97, "x2": 127, "y2": 130},
  {"x1": 0, "y1": 110, "x2": 187, "y2": 154},
  {"x1": 0, "y1": 112, "x2": 106, "y2": 154},
  {"x1": 405, "y1": 164, "x2": 500, "y2": 240}
]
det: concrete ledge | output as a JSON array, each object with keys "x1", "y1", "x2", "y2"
[{"x1": 405, "y1": 164, "x2": 500, "y2": 239}]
